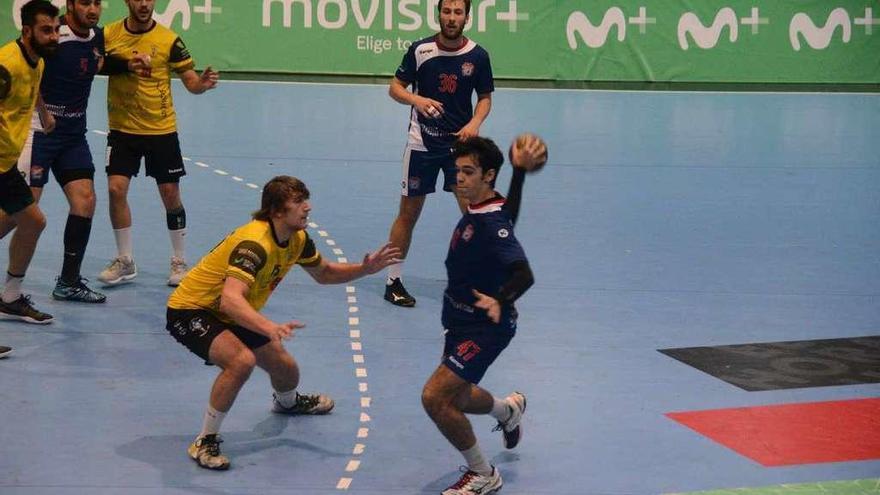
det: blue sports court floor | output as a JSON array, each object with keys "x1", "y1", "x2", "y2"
[{"x1": 1, "y1": 79, "x2": 878, "y2": 494}]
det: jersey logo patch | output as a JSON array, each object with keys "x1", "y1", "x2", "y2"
[
  {"x1": 462, "y1": 224, "x2": 474, "y2": 242},
  {"x1": 497, "y1": 228, "x2": 509, "y2": 238},
  {"x1": 461, "y1": 62, "x2": 474, "y2": 76}
]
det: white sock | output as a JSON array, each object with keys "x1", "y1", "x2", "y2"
[
  {"x1": 1, "y1": 273, "x2": 24, "y2": 303},
  {"x1": 386, "y1": 262, "x2": 403, "y2": 285},
  {"x1": 489, "y1": 396, "x2": 510, "y2": 421},
  {"x1": 113, "y1": 227, "x2": 133, "y2": 260},
  {"x1": 461, "y1": 443, "x2": 492, "y2": 476},
  {"x1": 198, "y1": 405, "x2": 226, "y2": 438},
  {"x1": 169, "y1": 228, "x2": 186, "y2": 260},
  {"x1": 274, "y1": 388, "x2": 297, "y2": 408}
]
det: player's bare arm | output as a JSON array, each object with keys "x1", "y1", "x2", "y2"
[
  {"x1": 219, "y1": 276, "x2": 303, "y2": 341},
  {"x1": 303, "y1": 242, "x2": 401, "y2": 285}
]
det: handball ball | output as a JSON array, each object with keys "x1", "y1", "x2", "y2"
[{"x1": 509, "y1": 133, "x2": 548, "y2": 173}]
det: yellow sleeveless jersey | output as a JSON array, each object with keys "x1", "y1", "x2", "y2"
[
  {"x1": 168, "y1": 220, "x2": 322, "y2": 323},
  {"x1": 0, "y1": 40, "x2": 43, "y2": 172},
  {"x1": 104, "y1": 19, "x2": 194, "y2": 135}
]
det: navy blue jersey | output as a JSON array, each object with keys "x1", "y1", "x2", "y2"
[
  {"x1": 395, "y1": 35, "x2": 493, "y2": 151},
  {"x1": 442, "y1": 195, "x2": 527, "y2": 329},
  {"x1": 39, "y1": 21, "x2": 104, "y2": 135}
]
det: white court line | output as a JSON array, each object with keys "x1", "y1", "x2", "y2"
[
  {"x1": 348, "y1": 306, "x2": 358, "y2": 313},
  {"x1": 346, "y1": 286, "x2": 355, "y2": 293},
  {"x1": 356, "y1": 368, "x2": 367, "y2": 377},
  {"x1": 357, "y1": 428, "x2": 369, "y2": 438},
  {"x1": 195, "y1": 161, "x2": 210, "y2": 168},
  {"x1": 232, "y1": 176, "x2": 243, "y2": 182},
  {"x1": 350, "y1": 330, "x2": 360, "y2": 338},
  {"x1": 360, "y1": 412, "x2": 370, "y2": 422},
  {"x1": 353, "y1": 444, "x2": 365, "y2": 454},
  {"x1": 359, "y1": 383, "x2": 368, "y2": 393},
  {"x1": 337, "y1": 257, "x2": 348, "y2": 263},
  {"x1": 213, "y1": 169, "x2": 228, "y2": 175},
  {"x1": 336, "y1": 478, "x2": 352, "y2": 490},
  {"x1": 360, "y1": 397, "x2": 371, "y2": 408},
  {"x1": 347, "y1": 296, "x2": 357, "y2": 303},
  {"x1": 353, "y1": 354, "x2": 364, "y2": 363},
  {"x1": 345, "y1": 460, "x2": 361, "y2": 472},
  {"x1": 246, "y1": 183, "x2": 259, "y2": 189},
  {"x1": 349, "y1": 317, "x2": 359, "y2": 325}
]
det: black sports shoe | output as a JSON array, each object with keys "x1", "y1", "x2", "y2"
[
  {"x1": 0, "y1": 295, "x2": 54, "y2": 324},
  {"x1": 0, "y1": 346, "x2": 12, "y2": 358},
  {"x1": 272, "y1": 392, "x2": 335, "y2": 415},
  {"x1": 384, "y1": 278, "x2": 416, "y2": 307},
  {"x1": 53, "y1": 277, "x2": 107, "y2": 303}
]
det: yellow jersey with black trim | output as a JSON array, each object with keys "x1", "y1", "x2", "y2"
[
  {"x1": 104, "y1": 19, "x2": 194, "y2": 135},
  {"x1": 0, "y1": 40, "x2": 43, "y2": 172},
  {"x1": 168, "y1": 220, "x2": 322, "y2": 323}
]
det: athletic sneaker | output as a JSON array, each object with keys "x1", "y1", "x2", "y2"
[
  {"x1": 188, "y1": 434, "x2": 230, "y2": 470},
  {"x1": 53, "y1": 277, "x2": 107, "y2": 303},
  {"x1": 492, "y1": 391, "x2": 526, "y2": 449},
  {"x1": 272, "y1": 392, "x2": 335, "y2": 415},
  {"x1": 0, "y1": 346, "x2": 12, "y2": 358},
  {"x1": 168, "y1": 256, "x2": 188, "y2": 287},
  {"x1": 442, "y1": 466, "x2": 503, "y2": 495},
  {"x1": 384, "y1": 278, "x2": 416, "y2": 307},
  {"x1": 98, "y1": 256, "x2": 137, "y2": 285},
  {"x1": 0, "y1": 295, "x2": 54, "y2": 324}
]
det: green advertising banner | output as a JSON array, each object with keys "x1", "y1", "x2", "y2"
[{"x1": 1, "y1": 0, "x2": 878, "y2": 82}]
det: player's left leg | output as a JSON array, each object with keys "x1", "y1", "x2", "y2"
[
  {"x1": 147, "y1": 132, "x2": 188, "y2": 287},
  {"x1": 252, "y1": 339, "x2": 334, "y2": 415},
  {"x1": 422, "y1": 365, "x2": 503, "y2": 495},
  {"x1": 53, "y1": 172, "x2": 105, "y2": 303}
]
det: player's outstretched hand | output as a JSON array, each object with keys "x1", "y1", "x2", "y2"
[
  {"x1": 361, "y1": 242, "x2": 402, "y2": 275},
  {"x1": 200, "y1": 66, "x2": 219, "y2": 90},
  {"x1": 272, "y1": 320, "x2": 305, "y2": 341},
  {"x1": 472, "y1": 289, "x2": 501, "y2": 324}
]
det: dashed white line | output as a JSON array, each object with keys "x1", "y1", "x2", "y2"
[
  {"x1": 359, "y1": 412, "x2": 370, "y2": 422},
  {"x1": 353, "y1": 444, "x2": 366, "y2": 454},
  {"x1": 345, "y1": 460, "x2": 361, "y2": 472},
  {"x1": 333, "y1": 248, "x2": 344, "y2": 255},
  {"x1": 360, "y1": 397, "x2": 371, "y2": 408},
  {"x1": 356, "y1": 368, "x2": 367, "y2": 378},
  {"x1": 347, "y1": 296, "x2": 357, "y2": 303},
  {"x1": 195, "y1": 161, "x2": 210, "y2": 168},
  {"x1": 337, "y1": 257, "x2": 348, "y2": 263},
  {"x1": 348, "y1": 306, "x2": 358, "y2": 313},
  {"x1": 318, "y1": 230, "x2": 329, "y2": 237},
  {"x1": 336, "y1": 478, "x2": 352, "y2": 490},
  {"x1": 357, "y1": 428, "x2": 369, "y2": 438},
  {"x1": 351, "y1": 342, "x2": 362, "y2": 351},
  {"x1": 359, "y1": 383, "x2": 368, "y2": 393},
  {"x1": 246, "y1": 183, "x2": 259, "y2": 189},
  {"x1": 353, "y1": 354, "x2": 364, "y2": 363},
  {"x1": 349, "y1": 330, "x2": 360, "y2": 339},
  {"x1": 349, "y1": 317, "x2": 359, "y2": 325},
  {"x1": 213, "y1": 169, "x2": 229, "y2": 175},
  {"x1": 232, "y1": 176, "x2": 243, "y2": 182},
  {"x1": 326, "y1": 239, "x2": 337, "y2": 246}
]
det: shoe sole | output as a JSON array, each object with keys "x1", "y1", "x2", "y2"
[
  {"x1": 0, "y1": 349, "x2": 12, "y2": 358},
  {"x1": 98, "y1": 272, "x2": 137, "y2": 286},
  {"x1": 0, "y1": 313, "x2": 54, "y2": 325},
  {"x1": 272, "y1": 404, "x2": 335, "y2": 415}
]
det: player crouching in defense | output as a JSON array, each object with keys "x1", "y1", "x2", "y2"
[
  {"x1": 166, "y1": 175, "x2": 401, "y2": 470},
  {"x1": 422, "y1": 134, "x2": 546, "y2": 494}
]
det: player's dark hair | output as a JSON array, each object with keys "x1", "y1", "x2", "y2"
[
  {"x1": 452, "y1": 136, "x2": 504, "y2": 186},
  {"x1": 21, "y1": 0, "x2": 59, "y2": 28},
  {"x1": 438, "y1": 0, "x2": 471, "y2": 15},
  {"x1": 253, "y1": 176, "x2": 310, "y2": 221}
]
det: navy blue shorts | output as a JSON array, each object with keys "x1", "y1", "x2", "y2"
[
  {"x1": 166, "y1": 308, "x2": 271, "y2": 366},
  {"x1": 28, "y1": 132, "x2": 95, "y2": 188},
  {"x1": 401, "y1": 145, "x2": 456, "y2": 196},
  {"x1": 442, "y1": 325, "x2": 514, "y2": 384}
]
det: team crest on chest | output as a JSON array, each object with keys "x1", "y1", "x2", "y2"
[
  {"x1": 462, "y1": 224, "x2": 474, "y2": 242},
  {"x1": 461, "y1": 62, "x2": 474, "y2": 77}
]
